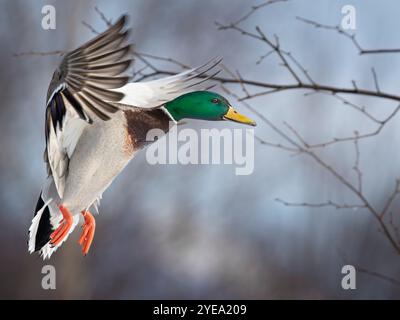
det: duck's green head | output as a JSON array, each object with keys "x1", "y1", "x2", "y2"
[{"x1": 164, "y1": 91, "x2": 256, "y2": 126}]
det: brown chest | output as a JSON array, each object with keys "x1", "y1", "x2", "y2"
[{"x1": 123, "y1": 108, "x2": 171, "y2": 155}]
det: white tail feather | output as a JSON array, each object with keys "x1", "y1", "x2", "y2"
[
  {"x1": 39, "y1": 215, "x2": 80, "y2": 260},
  {"x1": 28, "y1": 177, "x2": 83, "y2": 260}
]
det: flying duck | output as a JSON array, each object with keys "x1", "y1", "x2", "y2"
[{"x1": 28, "y1": 15, "x2": 256, "y2": 259}]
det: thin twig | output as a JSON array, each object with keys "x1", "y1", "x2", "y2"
[
  {"x1": 352, "y1": 133, "x2": 363, "y2": 193},
  {"x1": 297, "y1": 16, "x2": 400, "y2": 55},
  {"x1": 275, "y1": 198, "x2": 367, "y2": 210},
  {"x1": 356, "y1": 266, "x2": 400, "y2": 287},
  {"x1": 13, "y1": 50, "x2": 65, "y2": 57},
  {"x1": 95, "y1": 6, "x2": 112, "y2": 27},
  {"x1": 371, "y1": 67, "x2": 381, "y2": 93},
  {"x1": 81, "y1": 21, "x2": 99, "y2": 35},
  {"x1": 217, "y1": 0, "x2": 289, "y2": 28},
  {"x1": 380, "y1": 180, "x2": 400, "y2": 219},
  {"x1": 302, "y1": 104, "x2": 400, "y2": 149}
]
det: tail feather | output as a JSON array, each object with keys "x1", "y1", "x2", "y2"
[
  {"x1": 28, "y1": 193, "x2": 53, "y2": 253},
  {"x1": 37, "y1": 216, "x2": 79, "y2": 260},
  {"x1": 28, "y1": 180, "x2": 79, "y2": 259}
]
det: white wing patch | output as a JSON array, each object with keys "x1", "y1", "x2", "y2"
[{"x1": 116, "y1": 57, "x2": 221, "y2": 108}]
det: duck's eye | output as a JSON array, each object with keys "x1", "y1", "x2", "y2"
[{"x1": 212, "y1": 98, "x2": 220, "y2": 104}]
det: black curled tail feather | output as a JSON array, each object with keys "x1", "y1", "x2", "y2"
[{"x1": 28, "y1": 192, "x2": 53, "y2": 253}]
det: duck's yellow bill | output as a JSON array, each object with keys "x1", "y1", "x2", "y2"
[{"x1": 223, "y1": 106, "x2": 257, "y2": 126}]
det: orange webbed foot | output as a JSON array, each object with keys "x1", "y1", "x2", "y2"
[
  {"x1": 50, "y1": 205, "x2": 73, "y2": 246},
  {"x1": 78, "y1": 211, "x2": 96, "y2": 256}
]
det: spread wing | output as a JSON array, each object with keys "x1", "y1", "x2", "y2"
[
  {"x1": 44, "y1": 15, "x2": 133, "y2": 198},
  {"x1": 116, "y1": 57, "x2": 221, "y2": 108}
]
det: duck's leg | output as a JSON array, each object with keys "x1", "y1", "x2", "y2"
[
  {"x1": 50, "y1": 205, "x2": 73, "y2": 245},
  {"x1": 78, "y1": 211, "x2": 96, "y2": 255}
]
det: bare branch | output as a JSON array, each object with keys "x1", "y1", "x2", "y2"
[
  {"x1": 330, "y1": 93, "x2": 382, "y2": 124},
  {"x1": 220, "y1": 72, "x2": 400, "y2": 254},
  {"x1": 355, "y1": 266, "x2": 400, "y2": 287},
  {"x1": 297, "y1": 16, "x2": 400, "y2": 55},
  {"x1": 256, "y1": 26, "x2": 302, "y2": 84},
  {"x1": 302, "y1": 103, "x2": 400, "y2": 149},
  {"x1": 82, "y1": 6, "x2": 112, "y2": 36},
  {"x1": 135, "y1": 52, "x2": 190, "y2": 69},
  {"x1": 217, "y1": 0, "x2": 289, "y2": 28},
  {"x1": 237, "y1": 81, "x2": 400, "y2": 102},
  {"x1": 95, "y1": 6, "x2": 112, "y2": 27},
  {"x1": 389, "y1": 211, "x2": 400, "y2": 245},
  {"x1": 284, "y1": 51, "x2": 316, "y2": 85},
  {"x1": 256, "y1": 50, "x2": 274, "y2": 64},
  {"x1": 81, "y1": 21, "x2": 99, "y2": 35},
  {"x1": 252, "y1": 134, "x2": 298, "y2": 152},
  {"x1": 13, "y1": 50, "x2": 65, "y2": 57},
  {"x1": 217, "y1": 20, "x2": 400, "y2": 103},
  {"x1": 351, "y1": 80, "x2": 358, "y2": 91},
  {"x1": 283, "y1": 121, "x2": 310, "y2": 147},
  {"x1": 352, "y1": 133, "x2": 363, "y2": 193},
  {"x1": 380, "y1": 180, "x2": 400, "y2": 219},
  {"x1": 275, "y1": 198, "x2": 367, "y2": 210},
  {"x1": 220, "y1": 84, "x2": 298, "y2": 153},
  {"x1": 371, "y1": 67, "x2": 381, "y2": 93}
]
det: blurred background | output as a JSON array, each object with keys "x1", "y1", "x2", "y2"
[{"x1": 1, "y1": 0, "x2": 400, "y2": 299}]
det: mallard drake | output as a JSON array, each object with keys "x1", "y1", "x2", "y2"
[{"x1": 28, "y1": 15, "x2": 256, "y2": 259}]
